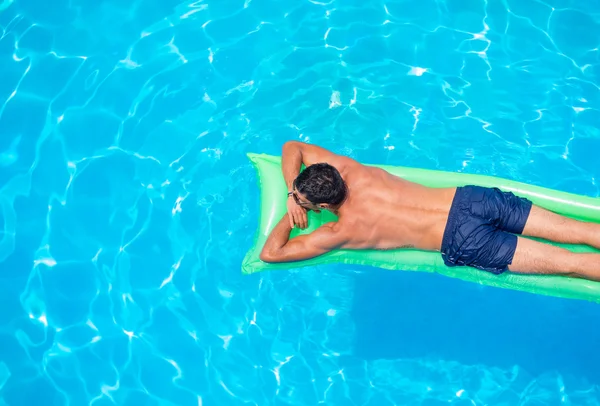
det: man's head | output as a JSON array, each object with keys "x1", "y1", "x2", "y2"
[{"x1": 292, "y1": 163, "x2": 347, "y2": 211}]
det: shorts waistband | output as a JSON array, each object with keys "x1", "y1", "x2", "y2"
[{"x1": 440, "y1": 187, "x2": 463, "y2": 257}]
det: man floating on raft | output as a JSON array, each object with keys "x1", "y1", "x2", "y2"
[{"x1": 259, "y1": 141, "x2": 600, "y2": 281}]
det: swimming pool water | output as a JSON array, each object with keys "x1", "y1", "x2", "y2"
[{"x1": 1, "y1": 0, "x2": 600, "y2": 405}]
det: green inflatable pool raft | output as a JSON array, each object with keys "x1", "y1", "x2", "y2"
[{"x1": 242, "y1": 153, "x2": 600, "y2": 303}]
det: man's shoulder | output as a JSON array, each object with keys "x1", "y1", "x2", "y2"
[
  {"x1": 315, "y1": 221, "x2": 350, "y2": 239},
  {"x1": 327, "y1": 219, "x2": 358, "y2": 240},
  {"x1": 305, "y1": 221, "x2": 350, "y2": 251}
]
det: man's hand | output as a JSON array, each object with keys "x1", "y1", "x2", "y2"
[{"x1": 287, "y1": 196, "x2": 308, "y2": 229}]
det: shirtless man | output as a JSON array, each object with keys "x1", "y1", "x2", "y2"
[{"x1": 259, "y1": 141, "x2": 600, "y2": 280}]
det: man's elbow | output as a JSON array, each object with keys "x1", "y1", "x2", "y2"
[
  {"x1": 282, "y1": 140, "x2": 305, "y2": 153},
  {"x1": 283, "y1": 140, "x2": 302, "y2": 148},
  {"x1": 259, "y1": 249, "x2": 279, "y2": 263}
]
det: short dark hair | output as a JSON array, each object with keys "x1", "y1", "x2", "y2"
[{"x1": 294, "y1": 163, "x2": 347, "y2": 205}]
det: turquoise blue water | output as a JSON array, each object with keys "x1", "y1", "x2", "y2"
[{"x1": 1, "y1": 0, "x2": 600, "y2": 404}]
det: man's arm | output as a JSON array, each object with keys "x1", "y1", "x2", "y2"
[
  {"x1": 282, "y1": 141, "x2": 351, "y2": 187},
  {"x1": 259, "y1": 214, "x2": 346, "y2": 263}
]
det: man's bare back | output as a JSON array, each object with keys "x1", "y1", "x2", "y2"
[
  {"x1": 326, "y1": 162, "x2": 456, "y2": 252},
  {"x1": 260, "y1": 141, "x2": 600, "y2": 282}
]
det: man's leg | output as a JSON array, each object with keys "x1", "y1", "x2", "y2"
[
  {"x1": 521, "y1": 205, "x2": 600, "y2": 249},
  {"x1": 509, "y1": 237, "x2": 600, "y2": 281}
]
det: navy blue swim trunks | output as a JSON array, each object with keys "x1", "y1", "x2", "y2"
[{"x1": 440, "y1": 185, "x2": 532, "y2": 274}]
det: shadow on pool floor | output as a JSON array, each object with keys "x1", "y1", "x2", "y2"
[{"x1": 350, "y1": 268, "x2": 600, "y2": 384}]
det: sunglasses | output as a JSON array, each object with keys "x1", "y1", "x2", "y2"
[{"x1": 291, "y1": 187, "x2": 313, "y2": 208}]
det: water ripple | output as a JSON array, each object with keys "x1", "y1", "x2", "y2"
[{"x1": 1, "y1": 0, "x2": 600, "y2": 404}]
